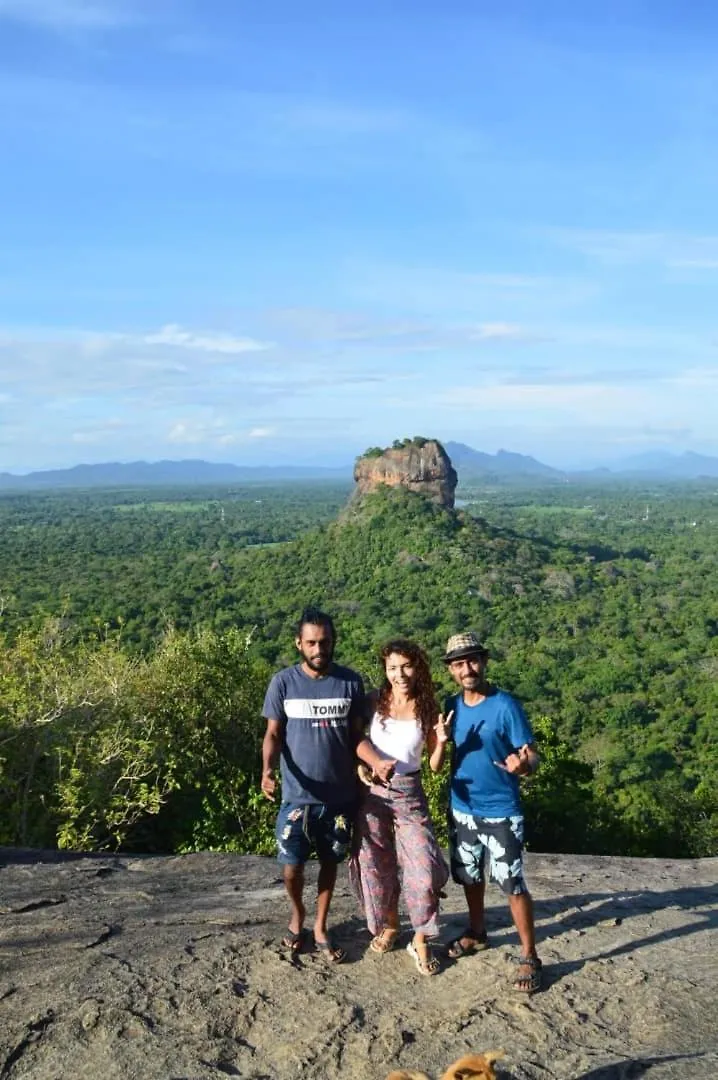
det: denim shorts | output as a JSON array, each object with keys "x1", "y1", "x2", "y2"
[
  {"x1": 448, "y1": 808, "x2": 527, "y2": 895},
  {"x1": 275, "y1": 802, "x2": 354, "y2": 866}
]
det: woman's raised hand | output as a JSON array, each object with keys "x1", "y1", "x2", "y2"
[{"x1": 433, "y1": 710, "x2": 454, "y2": 744}]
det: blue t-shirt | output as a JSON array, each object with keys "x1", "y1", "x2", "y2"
[
  {"x1": 262, "y1": 663, "x2": 365, "y2": 805},
  {"x1": 447, "y1": 689, "x2": 534, "y2": 817}
]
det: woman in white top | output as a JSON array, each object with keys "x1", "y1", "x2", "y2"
[{"x1": 353, "y1": 639, "x2": 451, "y2": 975}]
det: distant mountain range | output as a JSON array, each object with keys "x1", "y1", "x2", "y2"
[
  {"x1": 1, "y1": 447, "x2": 718, "y2": 491},
  {"x1": 597, "y1": 450, "x2": 718, "y2": 479},
  {"x1": 0, "y1": 460, "x2": 349, "y2": 489},
  {"x1": 445, "y1": 442, "x2": 564, "y2": 481},
  {"x1": 445, "y1": 442, "x2": 718, "y2": 483}
]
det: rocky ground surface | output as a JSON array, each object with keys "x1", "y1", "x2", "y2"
[{"x1": 1, "y1": 849, "x2": 716, "y2": 1080}]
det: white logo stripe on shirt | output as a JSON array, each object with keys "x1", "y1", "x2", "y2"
[{"x1": 284, "y1": 697, "x2": 351, "y2": 720}]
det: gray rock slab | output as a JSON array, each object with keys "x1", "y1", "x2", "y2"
[{"x1": 1, "y1": 849, "x2": 716, "y2": 1079}]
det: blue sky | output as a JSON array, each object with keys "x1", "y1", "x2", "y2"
[{"x1": 1, "y1": 0, "x2": 717, "y2": 471}]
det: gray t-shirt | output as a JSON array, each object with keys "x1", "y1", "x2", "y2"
[{"x1": 262, "y1": 663, "x2": 365, "y2": 805}]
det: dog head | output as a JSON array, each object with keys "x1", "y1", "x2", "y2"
[
  {"x1": 440, "y1": 1051, "x2": 506, "y2": 1080},
  {"x1": 385, "y1": 1051, "x2": 505, "y2": 1080}
]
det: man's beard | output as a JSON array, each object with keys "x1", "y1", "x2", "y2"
[{"x1": 301, "y1": 650, "x2": 333, "y2": 673}]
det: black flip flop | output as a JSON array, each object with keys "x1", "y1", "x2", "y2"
[
  {"x1": 314, "y1": 938, "x2": 346, "y2": 963},
  {"x1": 447, "y1": 928, "x2": 488, "y2": 959}
]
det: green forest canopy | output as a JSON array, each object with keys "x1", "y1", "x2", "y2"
[{"x1": 0, "y1": 478, "x2": 716, "y2": 858}]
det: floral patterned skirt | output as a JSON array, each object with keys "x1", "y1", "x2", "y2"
[{"x1": 348, "y1": 772, "x2": 449, "y2": 936}]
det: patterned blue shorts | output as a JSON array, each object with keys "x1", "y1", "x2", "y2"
[
  {"x1": 275, "y1": 802, "x2": 354, "y2": 866},
  {"x1": 448, "y1": 809, "x2": 527, "y2": 895}
]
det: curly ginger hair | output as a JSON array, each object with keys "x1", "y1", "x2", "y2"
[{"x1": 375, "y1": 638, "x2": 438, "y2": 737}]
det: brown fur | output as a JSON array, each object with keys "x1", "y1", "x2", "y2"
[
  {"x1": 440, "y1": 1051, "x2": 505, "y2": 1080},
  {"x1": 385, "y1": 1050, "x2": 505, "y2": 1080},
  {"x1": 385, "y1": 1072, "x2": 431, "y2": 1080}
]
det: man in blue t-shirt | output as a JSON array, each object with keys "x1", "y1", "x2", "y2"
[
  {"x1": 443, "y1": 631, "x2": 542, "y2": 993},
  {"x1": 261, "y1": 606, "x2": 393, "y2": 963}
]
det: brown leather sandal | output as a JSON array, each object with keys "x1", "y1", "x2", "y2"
[{"x1": 281, "y1": 929, "x2": 307, "y2": 953}]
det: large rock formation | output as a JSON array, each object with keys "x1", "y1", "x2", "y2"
[{"x1": 353, "y1": 438, "x2": 457, "y2": 508}]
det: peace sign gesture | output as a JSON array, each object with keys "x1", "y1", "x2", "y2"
[{"x1": 433, "y1": 709, "x2": 454, "y2": 744}]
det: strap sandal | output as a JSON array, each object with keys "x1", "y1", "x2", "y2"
[
  {"x1": 281, "y1": 928, "x2": 307, "y2": 953},
  {"x1": 447, "y1": 928, "x2": 488, "y2": 959},
  {"x1": 370, "y1": 927, "x2": 399, "y2": 954},
  {"x1": 407, "y1": 939, "x2": 440, "y2": 976},
  {"x1": 315, "y1": 937, "x2": 346, "y2": 964},
  {"x1": 513, "y1": 954, "x2": 542, "y2": 994}
]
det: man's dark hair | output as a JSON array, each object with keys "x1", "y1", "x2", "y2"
[{"x1": 296, "y1": 606, "x2": 335, "y2": 640}]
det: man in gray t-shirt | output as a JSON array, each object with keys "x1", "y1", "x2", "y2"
[{"x1": 261, "y1": 607, "x2": 393, "y2": 963}]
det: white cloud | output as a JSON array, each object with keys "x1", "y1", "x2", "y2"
[
  {"x1": 443, "y1": 381, "x2": 631, "y2": 411},
  {"x1": 348, "y1": 262, "x2": 596, "y2": 318},
  {"x1": 270, "y1": 308, "x2": 430, "y2": 343},
  {"x1": 438, "y1": 365, "x2": 718, "y2": 442},
  {"x1": 167, "y1": 419, "x2": 224, "y2": 445},
  {"x1": 142, "y1": 324, "x2": 273, "y2": 356},
  {"x1": 550, "y1": 227, "x2": 718, "y2": 269},
  {"x1": 71, "y1": 430, "x2": 102, "y2": 443},
  {"x1": 0, "y1": 323, "x2": 275, "y2": 397},
  {"x1": 666, "y1": 365, "x2": 718, "y2": 388},
  {"x1": 0, "y1": 0, "x2": 139, "y2": 30},
  {"x1": 167, "y1": 422, "x2": 194, "y2": 444},
  {"x1": 78, "y1": 334, "x2": 118, "y2": 358},
  {"x1": 1, "y1": 316, "x2": 716, "y2": 469},
  {"x1": 669, "y1": 259, "x2": 718, "y2": 270},
  {"x1": 167, "y1": 418, "x2": 277, "y2": 448},
  {"x1": 267, "y1": 308, "x2": 542, "y2": 351},
  {"x1": 0, "y1": 70, "x2": 474, "y2": 183},
  {"x1": 470, "y1": 323, "x2": 533, "y2": 341}
]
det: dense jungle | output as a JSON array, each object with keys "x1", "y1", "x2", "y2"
[{"x1": 0, "y1": 477, "x2": 715, "y2": 859}]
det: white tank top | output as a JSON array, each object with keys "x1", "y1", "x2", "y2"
[{"x1": 369, "y1": 711, "x2": 424, "y2": 774}]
